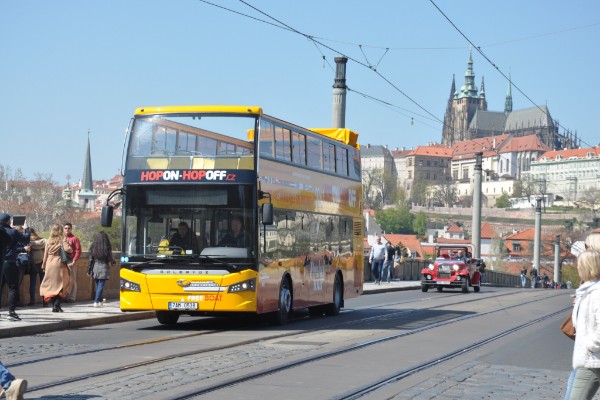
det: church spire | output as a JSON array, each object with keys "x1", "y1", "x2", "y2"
[
  {"x1": 449, "y1": 74, "x2": 456, "y2": 99},
  {"x1": 82, "y1": 131, "x2": 93, "y2": 192},
  {"x1": 504, "y1": 73, "x2": 513, "y2": 113},
  {"x1": 458, "y1": 49, "x2": 478, "y2": 98},
  {"x1": 480, "y1": 76, "x2": 486, "y2": 98}
]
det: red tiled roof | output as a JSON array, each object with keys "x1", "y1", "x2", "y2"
[
  {"x1": 436, "y1": 238, "x2": 471, "y2": 244},
  {"x1": 498, "y1": 134, "x2": 551, "y2": 153},
  {"x1": 447, "y1": 223, "x2": 463, "y2": 233},
  {"x1": 480, "y1": 222, "x2": 498, "y2": 239},
  {"x1": 451, "y1": 134, "x2": 511, "y2": 160},
  {"x1": 407, "y1": 145, "x2": 453, "y2": 157},
  {"x1": 540, "y1": 146, "x2": 600, "y2": 161}
]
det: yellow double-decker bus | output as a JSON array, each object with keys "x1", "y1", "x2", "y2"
[{"x1": 102, "y1": 105, "x2": 363, "y2": 325}]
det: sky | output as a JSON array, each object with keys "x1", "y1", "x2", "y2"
[{"x1": 2, "y1": 1, "x2": 599, "y2": 185}]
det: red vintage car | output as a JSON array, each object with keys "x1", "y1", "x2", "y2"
[{"x1": 420, "y1": 244, "x2": 485, "y2": 293}]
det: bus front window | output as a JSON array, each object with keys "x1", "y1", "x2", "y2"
[{"x1": 124, "y1": 185, "x2": 255, "y2": 260}]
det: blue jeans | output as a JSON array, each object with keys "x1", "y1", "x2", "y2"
[
  {"x1": 371, "y1": 259, "x2": 383, "y2": 282},
  {"x1": 94, "y1": 279, "x2": 107, "y2": 303},
  {"x1": 381, "y1": 260, "x2": 393, "y2": 282},
  {"x1": 566, "y1": 367, "x2": 600, "y2": 399},
  {"x1": 521, "y1": 274, "x2": 527, "y2": 287},
  {"x1": 0, "y1": 361, "x2": 15, "y2": 391}
]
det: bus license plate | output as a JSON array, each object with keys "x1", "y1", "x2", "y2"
[{"x1": 168, "y1": 302, "x2": 198, "y2": 311}]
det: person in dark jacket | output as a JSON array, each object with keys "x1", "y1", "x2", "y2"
[{"x1": 0, "y1": 213, "x2": 30, "y2": 321}]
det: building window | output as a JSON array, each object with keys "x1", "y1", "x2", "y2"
[{"x1": 513, "y1": 242, "x2": 521, "y2": 252}]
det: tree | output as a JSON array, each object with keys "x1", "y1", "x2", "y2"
[
  {"x1": 578, "y1": 187, "x2": 600, "y2": 216},
  {"x1": 495, "y1": 193, "x2": 511, "y2": 208},
  {"x1": 375, "y1": 204, "x2": 415, "y2": 234},
  {"x1": 412, "y1": 211, "x2": 427, "y2": 237},
  {"x1": 362, "y1": 168, "x2": 382, "y2": 210},
  {"x1": 410, "y1": 179, "x2": 429, "y2": 206},
  {"x1": 430, "y1": 182, "x2": 458, "y2": 207}
]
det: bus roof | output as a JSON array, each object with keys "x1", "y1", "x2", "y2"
[{"x1": 134, "y1": 105, "x2": 263, "y2": 116}]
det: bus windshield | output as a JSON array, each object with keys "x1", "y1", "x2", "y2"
[{"x1": 124, "y1": 184, "x2": 255, "y2": 261}]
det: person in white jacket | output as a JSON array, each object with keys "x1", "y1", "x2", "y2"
[{"x1": 566, "y1": 250, "x2": 600, "y2": 399}]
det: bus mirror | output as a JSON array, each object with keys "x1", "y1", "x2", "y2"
[
  {"x1": 262, "y1": 203, "x2": 273, "y2": 225},
  {"x1": 101, "y1": 205, "x2": 114, "y2": 227}
]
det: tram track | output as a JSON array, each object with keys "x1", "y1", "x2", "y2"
[{"x1": 24, "y1": 290, "x2": 568, "y2": 397}]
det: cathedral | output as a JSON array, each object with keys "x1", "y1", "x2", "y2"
[{"x1": 441, "y1": 51, "x2": 577, "y2": 150}]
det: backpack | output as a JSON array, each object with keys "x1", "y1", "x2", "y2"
[{"x1": 16, "y1": 252, "x2": 32, "y2": 274}]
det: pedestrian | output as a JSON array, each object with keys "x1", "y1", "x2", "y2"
[
  {"x1": 368, "y1": 236, "x2": 386, "y2": 285},
  {"x1": 530, "y1": 267, "x2": 538, "y2": 288},
  {"x1": 39, "y1": 224, "x2": 73, "y2": 313},
  {"x1": 14, "y1": 226, "x2": 32, "y2": 308},
  {"x1": 520, "y1": 266, "x2": 527, "y2": 288},
  {"x1": 63, "y1": 222, "x2": 81, "y2": 303},
  {"x1": 564, "y1": 231, "x2": 600, "y2": 399},
  {"x1": 0, "y1": 213, "x2": 30, "y2": 321},
  {"x1": 0, "y1": 361, "x2": 27, "y2": 400},
  {"x1": 87, "y1": 231, "x2": 115, "y2": 307},
  {"x1": 28, "y1": 228, "x2": 47, "y2": 306},
  {"x1": 382, "y1": 241, "x2": 396, "y2": 283},
  {"x1": 564, "y1": 250, "x2": 600, "y2": 400}
]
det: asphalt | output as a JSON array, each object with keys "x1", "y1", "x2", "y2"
[{"x1": 0, "y1": 280, "x2": 421, "y2": 338}]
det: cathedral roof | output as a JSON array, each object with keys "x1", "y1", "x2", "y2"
[
  {"x1": 505, "y1": 105, "x2": 553, "y2": 131},
  {"x1": 468, "y1": 110, "x2": 507, "y2": 132}
]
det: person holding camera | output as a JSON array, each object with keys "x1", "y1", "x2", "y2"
[{"x1": 0, "y1": 213, "x2": 30, "y2": 321}]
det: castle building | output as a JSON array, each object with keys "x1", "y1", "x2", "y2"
[{"x1": 441, "y1": 51, "x2": 577, "y2": 150}]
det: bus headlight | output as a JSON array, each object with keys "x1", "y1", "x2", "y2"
[
  {"x1": 229, "y1": 278, "x2": 256, "y2": 293},
  {"x1": 120, "y1": 278, "x2": 141, "y2": 292}
]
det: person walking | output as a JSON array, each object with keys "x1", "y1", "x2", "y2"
[
  {"x1": 28, "y1": 228, "x2": 47, "y2": 306},
  {"x1": 382, "y1": 241, "x2": 396, "y2": 283},
  {"x1": 530, "y1": 267, "x2": 538, "y2": 288},
  {"x1": 520, "y1": 266, "x2": 528, "y2": 288},
  {"x1": 368, "y1": 236, "x2": 386, "y2": 285},
  {"x1": 39, "y1": 224, "x2": 73, "y2": 313},
  {"x1": 87, "y1": 231, "x2": 114, "y2": 307},
  {"x1": 0, "y1": 213, "x2": 30, "y2": 321},
  {"x1": 564, "y1": 250, "x2": 600, "y2": 400},
  {"x1": 63, "y1": 222, "x2": 81, "y2": 303}
]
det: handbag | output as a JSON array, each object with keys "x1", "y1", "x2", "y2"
[
  {"x1": 59, "y1": 243, "x2": 69, "y2": 265},
  {"x1": 560, "y1": 314, "x2": 576, "y2": 340}
]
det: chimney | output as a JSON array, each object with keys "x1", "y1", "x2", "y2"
[{"x1": 332, "y1": 56, "x2": 348, "y2": 128}]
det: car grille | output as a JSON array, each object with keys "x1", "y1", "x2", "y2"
[{"x1": 438, "y1": 272, "x2": 452, "y2": 278}]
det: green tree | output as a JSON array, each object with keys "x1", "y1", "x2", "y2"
[
  {"x1": 410, "y1": 179, "x2": 429, "y2": 206},
  {"x1": 376, "y1": 205, "x2": 415, "y2": 234},
  {"x1": 495, "y1": 193, "x2": 511, "y2": 208},
  {"x1": 412, "y1": 211, "x2": 427, "y2": 237}
]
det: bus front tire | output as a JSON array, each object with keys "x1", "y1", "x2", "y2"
[
  {"x1": 273, "y1": 277, "x2": 292, "y2": 325},
  {"x1": 324, "y1": 273, "x2": 343, "y2": 316},
  {"x1": 156, "y1": 311, "x2": 180, "y2": 325}
]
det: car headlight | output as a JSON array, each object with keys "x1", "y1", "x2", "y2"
[
  {"x1": 229, "y1": 278, "x2": 256, "y2": 293},
  {"x1": 426, "y1": 274, "x2": 432, "y2": 280},
  {"x1": 120, "y1": 278, "x2": 141, "y2": 292},
  {"x1": 428, "y1": 264, "x2": 434, "y2": 270},
  {"x1": 455, "y1": 275, "x2": 461, "y2": 281},
  {"x1": 452, "y1": 264, "x2": 460, "y2": 271}
]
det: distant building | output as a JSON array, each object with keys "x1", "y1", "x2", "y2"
[
  {"x1": 441, "y1": 51, "x2": 576, "y2": 150},
  {"x1": 527, "y1": 146, "x2": 600, "y2": 204}
]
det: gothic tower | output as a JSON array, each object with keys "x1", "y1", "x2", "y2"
[
  {"x1": 441, "y1": 50, "x2": 487, "y2": 146},
  {"x1": 77, "y1": 132, "x2": 97, "y2": 211}
]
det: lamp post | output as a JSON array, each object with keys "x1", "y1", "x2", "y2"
[{"x1": 554, "y1": 235, "x2": 561, "y2": 286}]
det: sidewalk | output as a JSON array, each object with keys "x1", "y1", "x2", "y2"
[{"x1": 0, "y1": 281, "x2": 421, "y2": 338}]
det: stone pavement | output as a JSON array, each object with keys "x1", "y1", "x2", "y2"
[{"x1": 0, "y1": 280, "x2": 420, "y2": 338}]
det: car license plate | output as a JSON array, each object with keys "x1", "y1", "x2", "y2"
[
  {"x1": 168, "y1": 302, "x2": 198, "y2": 311},
  {"x1": 438, "y1": 281, "x2": 450, "y2": 284}
]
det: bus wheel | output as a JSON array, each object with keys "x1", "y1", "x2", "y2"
[
  {"x1": 156, "y1": 311, "x2": 179, "y2": 325},
  {"x1": 274, "y1": 277, "x2": 292, "y2": 325},
  {"x1": 324, "y1": 273, "x2": 343, "y2": 316}
]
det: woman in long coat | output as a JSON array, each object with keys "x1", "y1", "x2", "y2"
[{"x1": 39, "y1": 224, "x2": 72, "y2": 312}]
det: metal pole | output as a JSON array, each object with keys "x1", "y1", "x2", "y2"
[
  {"x1": 533, "y1": 197, "x2": 542, "y2": 272},
  {"x1": 332, "y1": 56, "x2": 348, "y2": 128},
  {"x1": 472, "y1": 152, "x2": 483, "y2": 259},
  {"x1": 554, "y1": 235, "x2": 561, "y2": 287}
]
